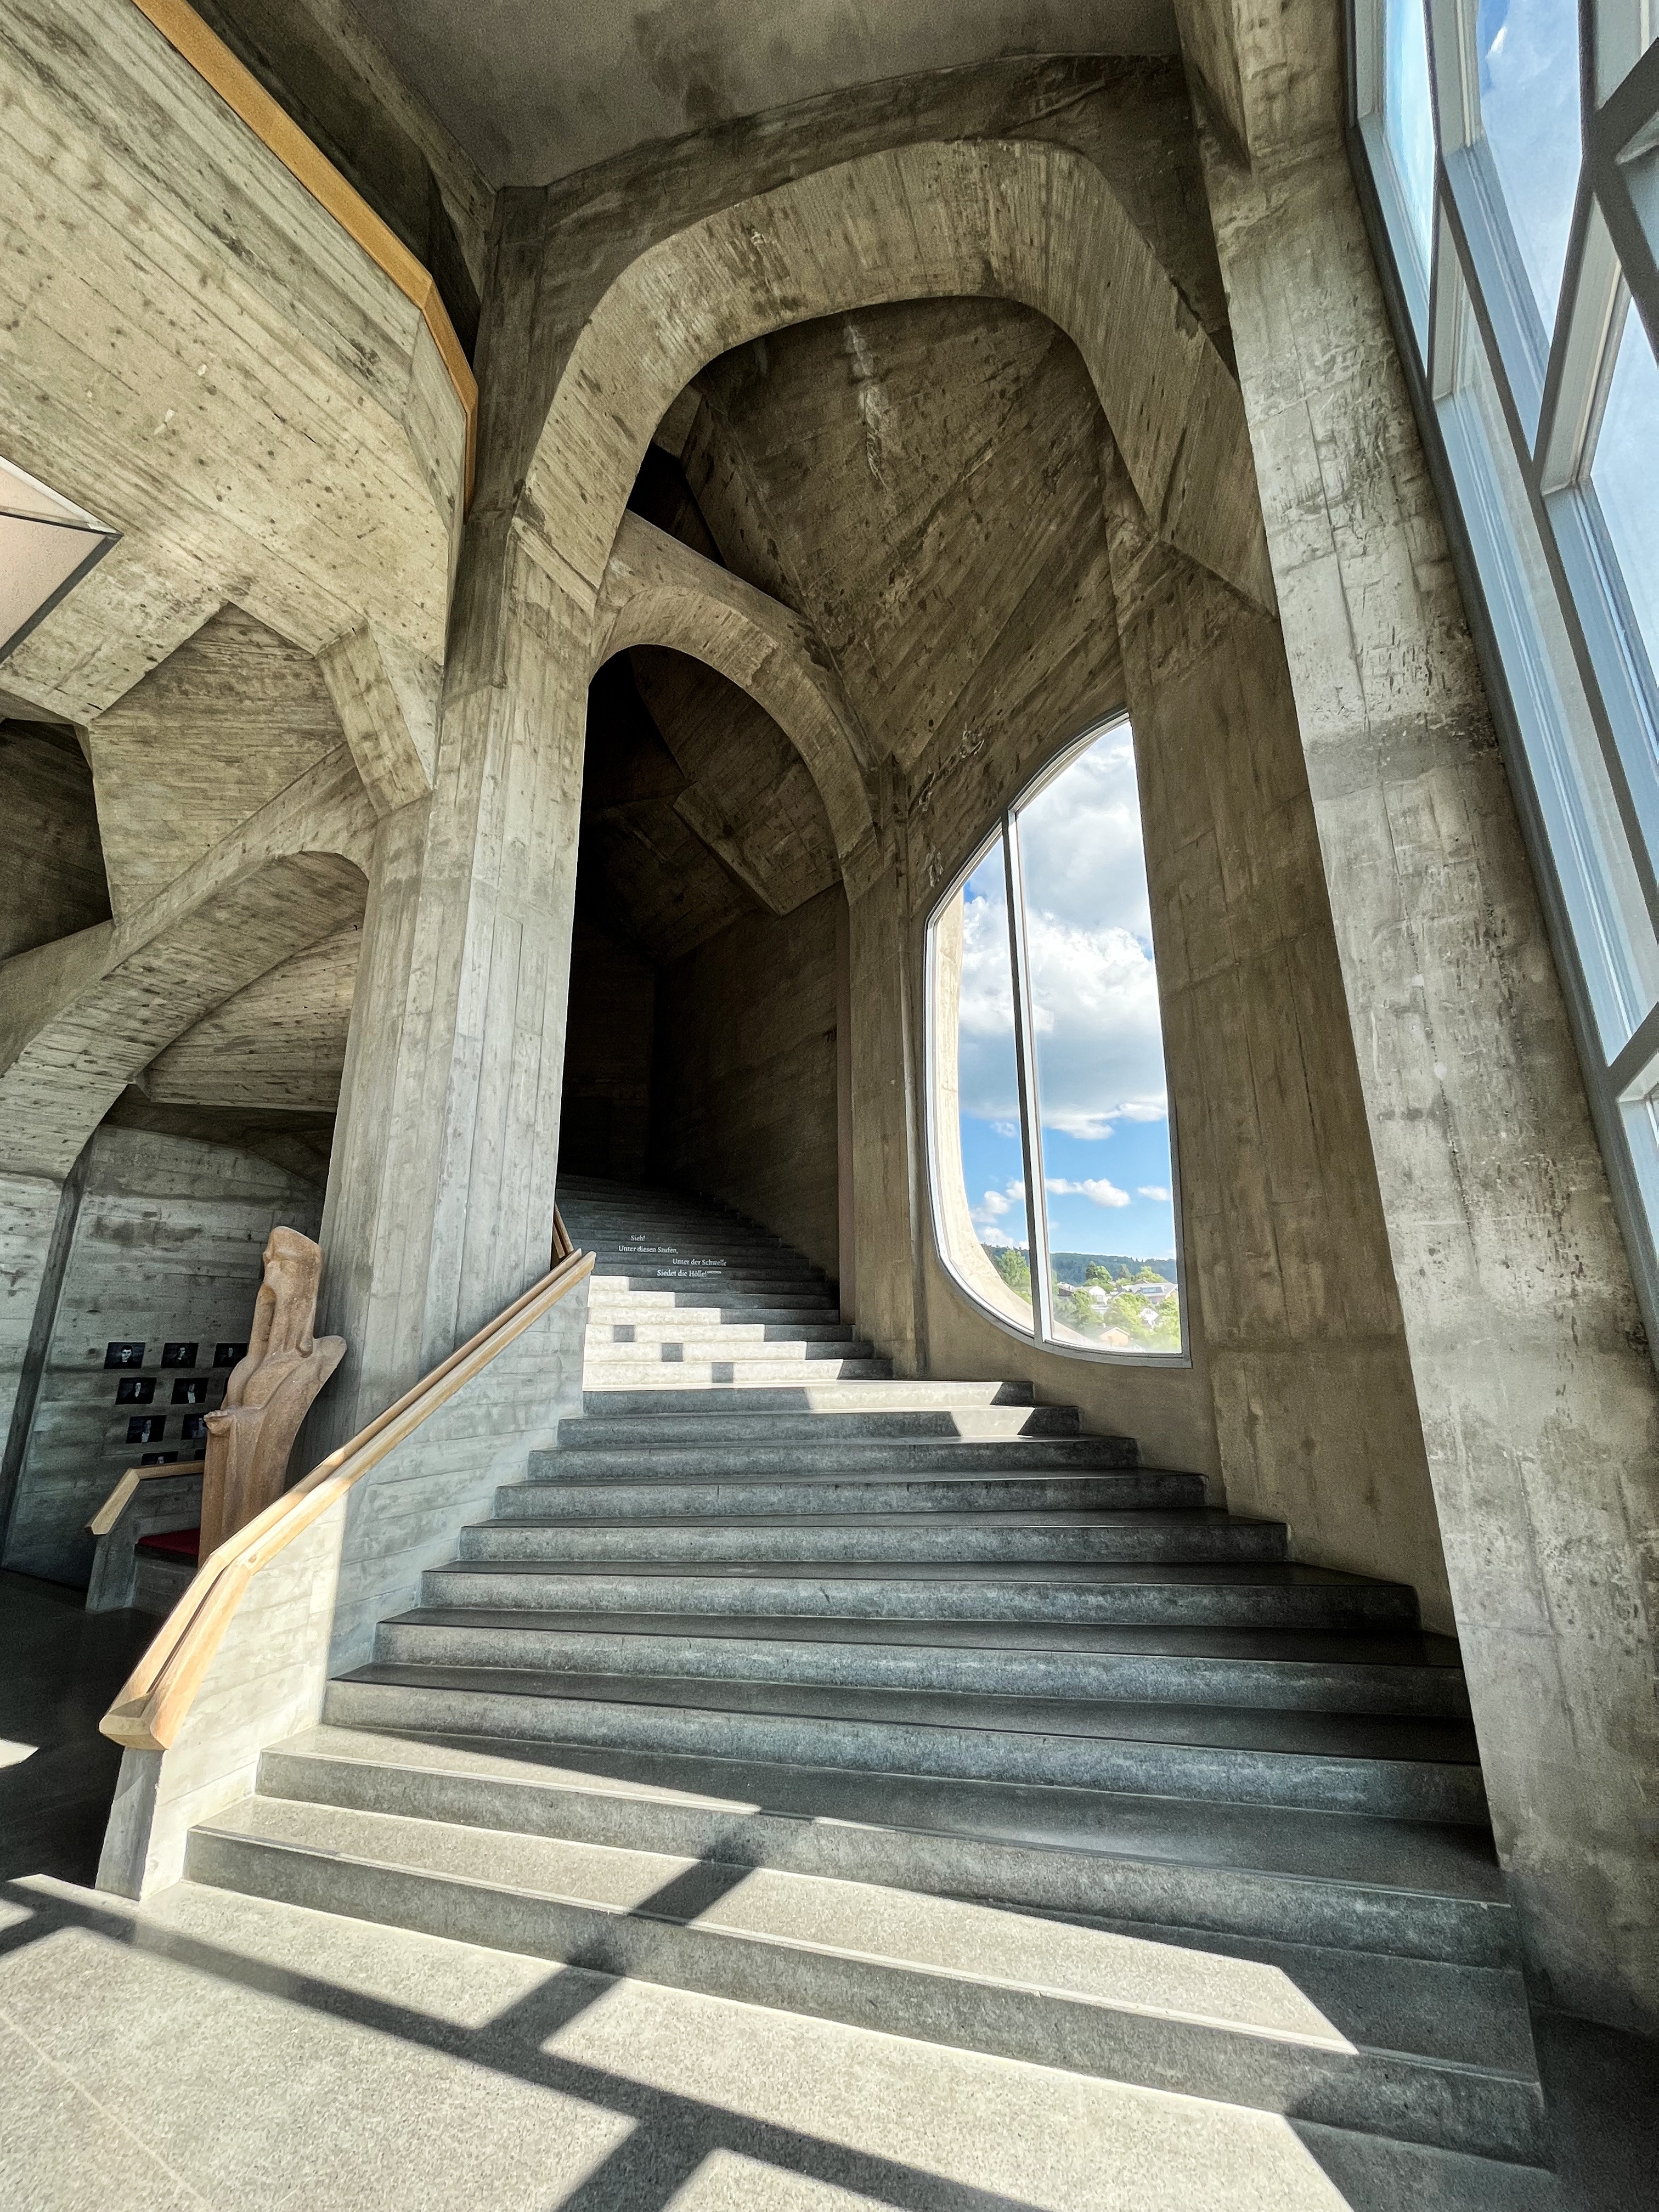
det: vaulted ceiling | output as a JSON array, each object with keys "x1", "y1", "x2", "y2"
[
  {"x1": 580, "y1": 294, "x2": 1122, "y2": 966},
  {"x1": 347, "y1": 0, "x2": 1177, "y2": 185}
]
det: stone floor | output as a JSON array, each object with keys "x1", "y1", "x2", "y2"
[{"x1": 0, "y1": 1567, "x2": 1654, "y2": 2212}]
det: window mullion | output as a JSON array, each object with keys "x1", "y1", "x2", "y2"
[{"x1": 1002, "y1": 811, "x2": 1054, "y2": 1341}]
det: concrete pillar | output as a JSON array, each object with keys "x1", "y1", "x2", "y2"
[
  {"x1": 845, "y1": 860, "x2": 924, "y2": 1376},
  {"x1": 1102, "y1": 447, "x2": 1451, "y2": 1628},
  {"x1": 312, "y1": 509, "x2": 586, "y2": 1447},
  {"x1": 1190, "y1": 0, "x2": 1659, "y2": 2029}
]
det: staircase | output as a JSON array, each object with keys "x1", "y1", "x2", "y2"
[{"x1": 181, "y1": 1177, "x2": 1549, "y2": 2192}]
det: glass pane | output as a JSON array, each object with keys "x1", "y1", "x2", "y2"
[
  {"x1": 1437, "y1": 253, "x2": 1659, "y2": 1052},
  {"x1": 1384, "y1": 0, "x2": 1437, "y2": 275},
  {"x1": 1589, "y1": 302, "x2": 1659, "y2": 689},
  {"x1": 1475, "y1": 0, "x2": 1582, "y2": 330},
  {"x1": 930, "y1": 832, "x2": 1035, "y2": 1334},
  {"x1": 1014, "y1": 725, "x2": 1182, "y2": 1356}
]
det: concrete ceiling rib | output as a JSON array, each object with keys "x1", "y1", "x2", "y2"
[
  {"x1": 591, "y1": 515, "x2": 880, "y2": 897},
  {"x1": 523, "y1": 139, "x2": 1276, "y2": 650}
]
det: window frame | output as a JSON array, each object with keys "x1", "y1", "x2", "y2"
[
  {"x1": 1350, "y1": 0, "x2": 1659, "y2": 1364},
  {"x1": 921, "y1": 718, "x2": 1192, "y2": 1368}
]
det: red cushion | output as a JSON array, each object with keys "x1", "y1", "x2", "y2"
[{"x1": 134, "y1": 1527, "x2": 200, "y2": 1562}]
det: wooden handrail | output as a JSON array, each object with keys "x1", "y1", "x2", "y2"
[
  {"x1": 552, "y1": 1204, "x2": 573, "y2": 1263},
  {"x1": 100, "y1": 1245, "x2": 593, "y2": 1753},
  {"x1": 127, "y1": 0, "x2": 478, "y2": 507},
  {"x1": 88, "y1": 1462, "x2": 202, "y2": 1539}
]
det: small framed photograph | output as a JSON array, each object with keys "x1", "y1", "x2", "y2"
[
  {"x1": 160, "y1": 1342, "x2": 199, "y2": 1369},
  {"x1": 180, "y1": 1414, "x2": 208, "y2": 1442},
  {"x1": 139, "y1": 1451, "x2": 179, "y2": 1466},
  {"x1": 171, "y1": 1378, "x2": 210, "y2": 1406},
  {"x1": 115, "y1": 1377, "x2": 155, "y2": 1406},
  {"x1": 126, "y1": 1414, "x2": 165, "y2": 1444},
  {"x1": 104, "y1": 1342, "x2": 146, "y2": 1370},
  {"x1": 213, "y1": 1342, "x2": 249, "y2": 1368}
]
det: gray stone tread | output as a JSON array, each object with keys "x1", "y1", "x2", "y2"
[
  {"x1": 580, "y1": 1381, "x2": 1039, "y2": 1412},
  {"x1": 385, "y1": 1606, "x2": 1464, "y2": 1669},
  {"x1": 483, "y1": 1506, "x2": 1248, "y2": 1533},
  {"x1": 274, "y1": 1723, "x2": 1512, "y2": 1902},
  {"x1": 194, "y1": 1793, "x2": 1534, "y2": 2086},
  {"x1": 337, "y1": 1661, "x2": 1482, "y2": 1764},
  {"x1": 438, "y1": 1557, "x2": 1405, "y2": 1590}
]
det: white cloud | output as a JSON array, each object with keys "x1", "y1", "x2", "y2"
[
  {"x1": 1137, "y1": 1184, "x2": 1171, "y2": 1203},
  {"x1": 1047, "y1": 1176, "x2": 1131, "y2": 1209},
  {"x1": 955, "y1": 727, "x2": 1169, "y2": 1140},
  {"x1": 968, "y1": 1180, "x2": 1028, "y2": 1239}
]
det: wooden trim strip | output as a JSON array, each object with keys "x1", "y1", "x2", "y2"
[
  {"x1": 88, "y1": 1463, "x2": 202, "y2": 1539},
  {"x1": 127, "y1": 0, "x2": 478, "y2": 507},
  {"x1": 100, "y1": 1246, "x2": 593, "y2": 1752}
]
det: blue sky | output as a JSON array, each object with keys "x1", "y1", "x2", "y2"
[{"x1": 952, "y1": 724, "x2": 1178, "y2": 1266}]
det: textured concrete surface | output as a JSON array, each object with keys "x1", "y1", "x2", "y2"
[
  {"x1": 1188, "y1": 0, "x2": 1659, "y2": 2031},
  {"x1": 0, "y1": 1873, "x2": 1564, "y2": 2211},
  {"x1": 2, "y1": 1127, "x2": 321, "y2": 1586}
]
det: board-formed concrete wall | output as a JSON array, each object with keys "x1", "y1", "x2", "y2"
[
  {"x1": 560, "y1": 914, "x2": 657, "y2": 1184},
  {"x1": 1184, "y1": 0, "x2": 1659, "y2": 2032},
  {"x1": 653, "y1": 888, "x2": 841, "y2": 1278},
  {"x1": 0, "y1": 728, "x2": 112, "y2": 965},
  {"x1": 1, "y1": 1126, "x2": 323, "y2": 1587}
]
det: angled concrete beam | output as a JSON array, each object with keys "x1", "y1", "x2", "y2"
[
  {"x1": 320, "y1": 624, "x2": 442, "y2": 816},
  {"x1": 526, "y1": 138, "x2": 1277, "y2": 618},
  {"x1": 589, "y1": 513, "x2": 881, "y2": 894},
  {"x1": 1172, "y1": 0, "x2": 1251, "y2": 165}
]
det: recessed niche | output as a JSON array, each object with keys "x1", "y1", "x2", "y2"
[
  {"x1": 180, "y1": 1414, "x2": 208, "y2": 1442},
  {"x1": 140, "y1": 1451, "x2": 179, "y2": 1466},
  {"x1": 160, "y1": 1342, "x2": 199, "y2": 1369},
  {"x1": 126, "y1": 1414, "x2": 165, "y2": 1444},
  {"x1": 171, "y1": 1378, "x2": 210, "y2": 1406},
  {"x1": 115, "y1": 1376, "x2": 155, "y2": 1405},
  {"x1": 214, "y1": 1342, "x2": 248, "y2": 1368}
]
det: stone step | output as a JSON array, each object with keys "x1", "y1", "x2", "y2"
[
  {"x1": 497, "y1": 1471, "x2": 1204, "y2": 1522},
  {"x1": 454, "y1": 1507, "x2": 1279, "y2": 1568},
  {"x1": 554, "y1": 1403, "x2": 1084, "y2": 1442},
  {"x1": 584, "y1": 1333, "x2": 872, "y2": 1364},
  {"x1": 187, "y1": 1793, "x2": 1543, "y2": 2162},
  {"x1": 535, "y1": 1435, "x2": 1146, "y2": 1479},
  {"x1": 586, "y1": 1278, "x2": 838, "y2": 1306},
  {"x1": 586, "y1": 1264, "x2": 831, "y2": 1293},
  {"x1": 371, "y1": 1608, "x2": 1468, "y2": 1715},
  {"x1": 260, "y1": 1723, "x2": 1508, "y2": 1960},
  {"x1": 589, "y1": 1316, "x2": 856, "y2": 1343},
  {"x1": 579, "y1": 1380, "x2": 1038, "y2": 1415},
  {"x1": 325, "y1": 1664, "x2": 1485, "y2": 1820},
  {"x1": 420, "y1": 1558, "x2": 1423, "y2": 1631},
  {"x1": 581, "y1": 1357, "x2": 895, "y2": 1386}
]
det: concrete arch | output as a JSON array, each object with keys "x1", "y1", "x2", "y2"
[
  {"x1": 592, "y1": 514, "x2": 881, "y2": 894},
  {"x1": 523, "y1": 138, "x2": 1274, "y2": 623},
  {"x1": 0, "y1": 849, "x2": 369, "y2": 1183}
]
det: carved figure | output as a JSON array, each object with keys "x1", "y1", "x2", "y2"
[{"x1": 198, "y1": 1227, "x2": 345, "y2": 1558}]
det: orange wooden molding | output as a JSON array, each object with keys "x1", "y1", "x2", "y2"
[
  {"x1": 128, "y1": 0, "x2": 477, "y2": 507},
  {"x1": 100, "y1": 1246, "x2": 594, "y2": 1752}
]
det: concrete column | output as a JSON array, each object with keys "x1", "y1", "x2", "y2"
[
  {"x1": 312, "y1": 509, "x2": 586, "y2": 1448},
  {"x1": 1102, "y1": 447, "x2": 1449, "y2": 1627},
  {"x1": 1192, "y1": 0, "x2": 1659, "y2": 2029},
  {"x1": 0, "y1": 1170, "x2": 75, "y2": 1547},
  {"x1": 845, "y1": 861, "x2": 924, "y2": 1375}
]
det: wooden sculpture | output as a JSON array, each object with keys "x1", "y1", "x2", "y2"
[{"x1": 198, "y1": 1227, "x2": 346, "y2": 1558}]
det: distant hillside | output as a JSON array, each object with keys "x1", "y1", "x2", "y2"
[{"x1": 984, "y1": 1248, "x2": 1177, "y2": 1286}]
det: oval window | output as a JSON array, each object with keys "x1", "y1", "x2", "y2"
[{"x1": 924, "y1": 717, "x2": 1187, "y2": 1361}]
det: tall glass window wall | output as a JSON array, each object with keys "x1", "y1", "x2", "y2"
[
  {"x1": 1351, "y1": 0, "x2": 1659, "y2": 1345},
  {"x1": 925, "y1": 720, "x2": 1187, "y2": 1362}
]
